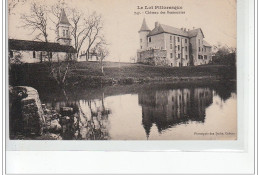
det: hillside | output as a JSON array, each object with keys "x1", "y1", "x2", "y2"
[{"x1": 9, "y1": 61, "x2": 236, "y2": 88}]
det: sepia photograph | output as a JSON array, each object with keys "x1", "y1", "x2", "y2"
[{"x1": 8, "y1": 0, "x2": 237, "y2": 140}]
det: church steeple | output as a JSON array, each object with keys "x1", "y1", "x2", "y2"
[
  {"x1": 57, "y1": 9, "x2": 71, "y2": 46},
  {"x1": 58, "y1": 9, "x2": 70, "y2": 25}
]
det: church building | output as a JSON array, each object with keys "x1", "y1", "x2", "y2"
[
  {"x1": 137, "y1": 18, "x2": 212, "y2": 67},
  {"x1": 9, "y1": 9, "x2": 77, "y2": 63}
]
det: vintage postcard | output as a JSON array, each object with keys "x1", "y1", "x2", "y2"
[{"x1": 8, "y1": 0, "x2": 237, "y2": 141}]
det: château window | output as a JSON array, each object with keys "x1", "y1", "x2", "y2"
[
  {"x1": 49, "y1": 52, "x2": 52, "y2": 58},
  {"x1": 33, "y1": 51, "x2": 36, "y2": 58},
  {"x1": 205, "y1": 48, "x2": 207, "y2": 52},
  {"x1": 170, "y1": 53, "x2": 173, "y2": 58},
  {"x1": 178, "y1": 54, "x2": 180, "y2": 58},
  {"x1": 178, "y1": 37, "x2": 180, "y2": 42},
  {"x1": 186, "y1": 55, "x2": 188, "y2": 60},
  {"x1": 170, "y1": 36, "x2": 172, "y2": 42},
  {"x1": 170, "y1": 44, "x2": 173, "y2": 49},
  {"x1": 140, "y1": 46, "x2": 142, "y2": 49},
  {"x1": 198, "y1": 39, "x2": 200, "y2": 45},
  {"x1": 185, "y1": 39, "x2": 187, "y2": 43},
  {"x1": 66, "y1": 30, "x2": 68, "y2": 37},
  {"x1": 185, "y1": 46, "x2": 187, "y2": 52},
  {"x1": 204, "y1": 55, "x2": 207, "y2": 60},
  {"x1": 140, "y1": 39, "x2": 142, "y2": 43},
  {"x1": 178, "y1": 45, "x2": 180, "y2": 51},
  {"x1": 63, "y1": 30, "x2": 65, "y2": 37},
  {"x1": 199, "y1": 47, "x2": 200, "y2": 52},
  {"x1": 10, "y1": 51, "x2": 13, "y2": 58},
  {"x1": 148, "y1": 37, "x2": 151, "y2": 42},
  {"x1": 202, "y1": 48, "x2": 203, "y2": 52}
]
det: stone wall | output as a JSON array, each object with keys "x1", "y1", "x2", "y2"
[
  {"x1": 137, "y1": 49, "x2": 167, "y2": 66},
  {"x1": 147, "y1": 33, "x2": 165, "y2": 50},
  {"x1": 9, "y1": 86, "x2": 45, "y2": 136}
]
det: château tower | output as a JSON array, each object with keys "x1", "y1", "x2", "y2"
[
  {"x1": 138, "y1": 18, "x2": 150, "y2": 51},
  {"x1": 57, "y1": 9, "x2": 71, "y2": 46}
]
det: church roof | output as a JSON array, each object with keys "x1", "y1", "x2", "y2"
[
  {"x1": 58, "y1": 9, "x2": 70, "y2": 25},
  {"x1": 9, "y1": 39, "x2": 77, "y2": 53},
  {"x1": 139, "y1": 18, "x2": 150, "y2": 32}
]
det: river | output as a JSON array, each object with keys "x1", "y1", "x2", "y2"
[{"x1": 38, "y1": 81, "x2": 237, "y2": 140}]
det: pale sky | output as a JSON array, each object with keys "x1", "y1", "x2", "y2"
[{"x1": 9, "y1": 0, "x2": 236, "y2": 62}]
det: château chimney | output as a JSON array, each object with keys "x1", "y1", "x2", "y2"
[{"x1": 155, "y1": 21, "x2": 159, "y2": 28}]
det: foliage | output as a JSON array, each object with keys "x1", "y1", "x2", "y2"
[
  {"x1": 9, "y1": 52, "x2": 22, "y2": 65},
  {"x1": 211, "y1": 46, "x2": 236, "y2": 66}
]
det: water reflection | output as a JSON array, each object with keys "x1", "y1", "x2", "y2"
[
  {"x1": 45, "y1": 96, "x2": 111, "y2": 140},
  {"x1": 139, "y1": 88, "x2": 213, "y2": 138},
  {"x1": 41, "y1": 82, "x2": 236, "y2": 140}
]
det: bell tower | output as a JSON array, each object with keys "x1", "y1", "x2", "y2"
[{"x1": 57, "y1": 9, "x2": 71, "y2": 46}]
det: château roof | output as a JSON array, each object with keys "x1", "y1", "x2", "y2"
[
  {"x1": 9, "y1": 39, "x2": 77, "y2": 53},
  {"x1": 187, "y1": 28, "x2": 204, "y2": 38},
  {"x1": 147, "y1": 23, "x2": 205, "y2": 38},
  {"x1": 148, "y1": 24, "x2": 189, "y2": 37},
  {"x1": 58, "y1": 9, "x2": 70, "y2": 25},
  {"x1": 203, "y1": 40, "x2": 211, "y2": 47},
  {"x1": 139, "y1": 18, "x2": 150, "y2": 32}
]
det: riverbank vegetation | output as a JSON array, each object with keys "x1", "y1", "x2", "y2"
[{"x1": 9, "y1": 61, "x2": 236, "y2": 89}]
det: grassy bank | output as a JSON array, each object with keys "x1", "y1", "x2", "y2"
[{"x1": 9, "y1": 61, "x2": 236, "y2": 88}]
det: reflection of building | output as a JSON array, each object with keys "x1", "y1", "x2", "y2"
[
  {"x1": 137, "y1": 18, "x2": 212, "y2": 66},
  {"x1": 138, "y1": 88, "x2": 213, "y2": 138}
]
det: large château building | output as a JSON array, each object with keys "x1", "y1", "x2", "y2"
[
  {"x1": 137, "y1": 18, "x2": 212, "y2": 67},
  {"x1": 9, "y1": 9, "x2": 77, "y2": 63}
]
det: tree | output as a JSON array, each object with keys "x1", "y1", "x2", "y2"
[
  {"x1": 20, "y1": 2, "x2": 106, "y2": 88},
  {"x1": 50, "y1": 2, "x2": 104, "y2": 60},
  {"x1": 48, "y1": 58, "x2": 76, "y2": 88},
  {"x1": 215, "y1": 46, "x2": 230, "y2": 58},
  {"x1": 21, "y1": 2, "x2": 48, "y2": 42},
  {"x1": 212, "y1": 45, "x2": 236, "y2": 66},
  {"x1": 95, "y1": 45, "x2": 109, "y2": 75},
  {"x1": 8, "y1": 0, "x2": 26, "y2": 15},
  {"x1": 9, "y1": 51, "x2": 22, "y2": 65},
  {"x1": 84, "y1": 12, "x2": 104, "y2": 61},
  {"x1": 70, "y1": 9, "x2": 98, "y2": 59},
  {"x1": 21, "y1": 2, "x2": 74, "y2": 88},
  {"x1": 130, "y1": 56, "x2": 136, "y2": 63}
]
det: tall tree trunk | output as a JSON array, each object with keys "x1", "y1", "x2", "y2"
[{"x1": 101, "y1": 58, "x2": 104, "y2": 75}]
